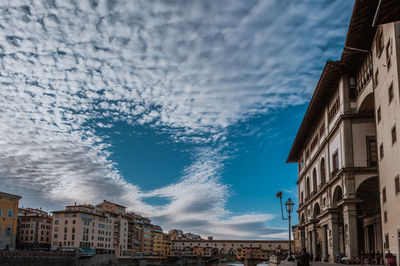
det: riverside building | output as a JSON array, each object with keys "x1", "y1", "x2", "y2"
[
  {"x1": 17, "y1": 208, "x2": 52, "y2": 250},
  {"x1": 0, "y1": 191, "x2": 21, "y2": 250},
  {"x1": 287, "y1": 0, "x2": 400, "y2": 263}
]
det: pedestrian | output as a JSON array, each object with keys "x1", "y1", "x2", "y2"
[
  {"x1": 297, "y1": 248, "x2": 310, "y2": 266},
  {"x1": 385, "y1": 251, "x2": 396, "y2": 266}
]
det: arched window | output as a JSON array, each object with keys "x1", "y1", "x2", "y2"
[
  {"x1": 320, "y1": 158, "x2": 326, "y2": 185},
  {"x1": 312, "y1": 168, "x2": 317, "y2": 192},
  {"x1": 306, "y1": 177, "x2": 310, "y2": 197}
]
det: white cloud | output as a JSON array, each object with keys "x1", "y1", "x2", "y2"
[{"x1": 0, "y1": 0, "x2": 352, "y2": 239}]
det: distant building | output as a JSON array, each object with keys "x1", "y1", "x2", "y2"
[
  {"x1": 168, "y1": 229, "x2": 183, "y2": 240},
  {"x1": 152, "y1": 225, "x2": 171, "y2": 258},
  {"x1": 0, "y1": 191, "x2": 21, "y2": 250},
  {"x1": 170, "y1": 240, "x2": 289, "y2": 259},
  {"x1": 182, "y1": 232, "x2": 202, "y2": 241},
  {"x1": 17, "y1": 208, "x2": 52, "y2": 250}
]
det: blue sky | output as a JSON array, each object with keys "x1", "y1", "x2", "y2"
[{"x1": 0, "y1": 0, "x2": 354, "y2": 239}]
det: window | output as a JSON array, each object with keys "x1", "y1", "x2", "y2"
[
  {"x1": 319, "y1": 123, "x2": 325, "y2": 137},
  {"x1": 389, "y1": 83, "x2": 394, "y2": 104},
  {"x1": 7, "y1": 209, "x2": 13, "y2": 217},
  {"x1": 310, "y1": 135, "x2": 319, "y2": 152},
  {"x1": 384, "y1": 234, "x2": 389, "y2": 249},
  {"x1": 320, "y1": 158, "x2": 326, "y2": 185},
  {"x1": 376, "y1": 27, "x2": 384, "y2": 58},
  {"x1": 0, "y1": 209, "x2": 2, "y2": 217},
  {"x1": 367, "y1": 137, "x2": 377, "y2": 167},
  {"x1": 380, "y1": 143, "x2": 384, "y2": 160},
  {"x1": 386, "y1": 38, "x2": 392, "y2": 70},
  {"x1": 328, "y1": 95, "x2": 340, "y2": 123},
  {"x1": 384, "y1": 211, "x2": 388, "y2": 223},
  {"x1": 383, "y1": 187, "x2": 387, "y2": 203},
  {"x1": 377, "y1": 106, "x2": 381, "y2": 123},
  {"x1": 54, "y1": 234, "x2": 58, "y2": 239},
  {"x1": 312, "y1": 169, "x2": 317, "y2": 192},
  {"x1": 392, "y1": 125, "x2": 397, "y2": 144},
  {"x1": 332, "y1": 151, "x2": 339, "y2": 173},
  {"x1": 55, "y1": 220, "x2": 59, "y2": 225},
  {"x1": 395, "y1": 176, "x2": 400, "y2": 194},
  {"x1": 355, "y1": 54, "x2": 373, "y2": 95},
  {"x1": 65, "y1": 220, "x2": 68, "y2": 225}
]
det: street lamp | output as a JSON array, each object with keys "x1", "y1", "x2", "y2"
[{"x1": 276, "y1": 191, "x2": 295, "y2": 261}]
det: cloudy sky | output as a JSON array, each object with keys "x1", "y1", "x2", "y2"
[{"x1": 0, "y1": 0, "x2": 353, "y2": 239}]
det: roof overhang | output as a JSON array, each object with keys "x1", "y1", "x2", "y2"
[{"x1": 286, "y1": 61, "x2": 343, "y2": 163}]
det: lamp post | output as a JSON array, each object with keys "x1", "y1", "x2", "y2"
[{"x1": 276, "y1": 191, "x2": 295, "y2": 261}]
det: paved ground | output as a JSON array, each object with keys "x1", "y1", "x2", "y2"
[{"x1": 279, "y1": 260, "x2": 382, "y2": 266}]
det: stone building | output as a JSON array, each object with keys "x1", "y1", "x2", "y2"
[
  {"x1": 17, "y1": 208, "x2": 52, "y2": 250},
  {"x1": 287, "y1": 0, "x2": 400, "y2": 263}
]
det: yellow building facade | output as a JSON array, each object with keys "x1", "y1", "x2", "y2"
[{"x1": 0, "y1": 191, "x2": 21, "y2": 250}]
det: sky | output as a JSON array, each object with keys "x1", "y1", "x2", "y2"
[{"x1": 0, "y1": 0, "x2": 354, "y2": 239}]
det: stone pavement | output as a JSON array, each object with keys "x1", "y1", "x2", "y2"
[{"x1": 279, "y1": 260, "x2": 382, "y2": 266}]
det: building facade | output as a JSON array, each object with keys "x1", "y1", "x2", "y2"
[
  {"x1": 152, "y1": 225, "x2": 171, "y2": 258},
  {"x1": 0, "y1": 192, "x2": 21, "y2": 250},
  {"x1": 288, "y1": 0, "x2": 400, "y2": 264},
  {"x1": 17, "y1": 208, "x2": 52, "y2": 250}
]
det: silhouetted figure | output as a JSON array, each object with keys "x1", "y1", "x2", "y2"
[
  {"x1": 296, "y1": 248, "x2": 310, "y2": 266},
  {"x1": 385, "y1": 251, "x2": 396, "y2": 266}
]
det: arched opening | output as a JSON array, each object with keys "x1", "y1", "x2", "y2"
[
  {"x1": 332, "y1": 186, "x2": 343, "y2": 207},
  {"x1": 312, "y1": 168, "x2": 318, "y2": 192},
  {"x1": 356, "y1": 176, "x2": 381, "y2": 256},
  {"x1": 320, "y1": 158, "x2": 326, "y2": 186},
  {"x1": 306, "y1": 177, "x2": 311, "y2": 198},
  {"x1": 313, "y1": 203, "x2": 321, "y2": 218},
  {"x1": 228, "y1": 248, "x2": 236, "y2": 255},
  {"x1": 211, "y1": 248, "x2": 219, "y2": 256},
  {"x1": 357, "y1": 92, "x2": 375, "y2": 114},
  {"x1": 300, "y1": 213, "x2": 305, "y2": 225}
]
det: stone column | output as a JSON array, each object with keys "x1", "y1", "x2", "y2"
[
  {"x1": 312, "y1": 229, "x2": 318, "y2": 260},
  {"x1": 322, "y1": 225, "x2": 328, "y2": 261},
  {"x1": 300, "y1": 228, "x2": 306, "y2": 249},
  {"x1": 343, "y1": 203, "x2": 359, "y2": 258},
  {"x1": 364, "y1": 225, "x2": 369, "y2": 252},
  {"x1": 327, "y1": 211, "x2": 340, "y2": 262}
]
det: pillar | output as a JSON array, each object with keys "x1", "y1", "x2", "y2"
[
  {"x1": 312, "y1": 229, "x2": 318, "y2": 260},
  {"x1": 327, "y1": 212, "x2": 340, "y2": 262},
  {"x1": 322, "y1": 225, "x2": 328, "y2": 261},
  {"x1": 300, "y1": 228, "x2": 306, "y2": 249},
  {"x1": 343, "y1": 203, "x2": 358, "y2": 258}
]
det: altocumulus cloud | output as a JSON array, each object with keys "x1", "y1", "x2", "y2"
[{"x1": 0, "y1": 0, "x2": 352, "y2": 239}]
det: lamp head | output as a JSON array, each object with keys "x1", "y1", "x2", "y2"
[
  {"x1": 276, "y1": 191, "x2": 283, "y2": 199},
  {"x1": 285, "y1": 198, "x2": 294, "y2": 213}
]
